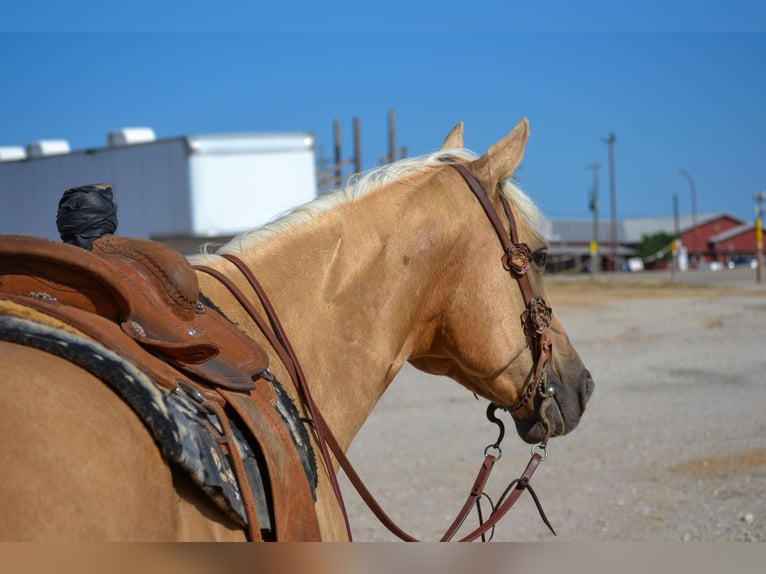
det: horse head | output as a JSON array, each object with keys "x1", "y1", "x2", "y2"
[{"x1": 410, "y1": 119, "x2": 594, "y2": 444}]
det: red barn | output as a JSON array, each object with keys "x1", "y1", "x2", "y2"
[
  {"x1": 708, "y1": 223, "x2": 760, "y2": 264},
  {"x1": 679, "y1": 214, "x2": 744, "y2": 263}
]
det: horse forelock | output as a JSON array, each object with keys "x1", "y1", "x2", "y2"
[{"x1": 188, "y1": 148, "x2": 545, "y2": 263}]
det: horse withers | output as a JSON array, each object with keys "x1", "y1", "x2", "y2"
[{"x1": 0, "y1": 118, "x2": 593, "y2": 541}]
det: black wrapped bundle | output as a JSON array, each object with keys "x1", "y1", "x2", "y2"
[{"x1": 56, "y1": 184, "x2": 118, "y2": 250}]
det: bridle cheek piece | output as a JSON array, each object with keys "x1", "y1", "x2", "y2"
[
  {"x1": 443, "y1": 159, "x2": 556, "y2": 422},
  {"x1": 501, "y1": 243, "x2": 552, "y2": 338}
]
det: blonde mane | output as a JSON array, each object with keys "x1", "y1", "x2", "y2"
[{"x1": 188, "y1": 148, "x2": 545, "y2": 264}]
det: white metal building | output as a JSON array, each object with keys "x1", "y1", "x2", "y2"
[{"x1": 0, "y1": 128, "x2": 317, "y2": 248}]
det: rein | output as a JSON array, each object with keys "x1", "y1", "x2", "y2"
[{"x1": 193, "y1": 159, "x2": 557, "y2": 542}]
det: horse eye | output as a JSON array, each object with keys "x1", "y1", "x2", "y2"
[{"x1": 533, "y1": 250, "x2": 548, "y2": 269}]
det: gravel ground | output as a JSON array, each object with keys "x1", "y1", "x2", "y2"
[{"x1": 339, "y1": 268, "x2": 766, "y2": 542}]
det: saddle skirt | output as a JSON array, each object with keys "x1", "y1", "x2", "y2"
[{"x1": 0, "y1": 234, "x2": 320, "y2": 541}]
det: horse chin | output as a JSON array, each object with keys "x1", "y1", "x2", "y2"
[{"x1": 512, "y1": 398, "x2": 565, "y2": 444}]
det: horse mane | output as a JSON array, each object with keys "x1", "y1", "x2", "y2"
[{"x1": 189, "y1": 148, "x2": 545, "y2": 263}]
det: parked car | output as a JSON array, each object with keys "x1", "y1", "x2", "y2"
[{"x1": 726, "y1": 256, "x2": 758, "y2": 269}]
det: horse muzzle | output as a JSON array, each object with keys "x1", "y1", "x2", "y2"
[{"x1": 512, "y1": 368, "x2": 594, "y2": 444}]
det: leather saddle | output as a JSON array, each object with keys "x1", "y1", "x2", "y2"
[
  {"x1": 0, "y1": 233, "x2": 321, "y2": 541},
  {"x1": 0, "y1": 234, "x2": 266, "y2": 390}
]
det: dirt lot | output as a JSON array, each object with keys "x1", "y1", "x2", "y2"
[{"x1": 339, "y1": 268, "x2": 766, "y2": 542}]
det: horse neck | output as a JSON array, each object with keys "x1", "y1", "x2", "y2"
[{"x1": 214, "y1": 173, "x2": 460, "y2": 449}]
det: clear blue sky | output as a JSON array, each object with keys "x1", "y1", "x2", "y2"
[{"x1": 2, "y1": 2, "x2": 765, "y2": 223}]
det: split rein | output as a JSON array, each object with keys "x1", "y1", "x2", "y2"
[{"x1": 194, "y1": 158, "x2": 557, "y2": 542}]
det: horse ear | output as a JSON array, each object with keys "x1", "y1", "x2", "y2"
[
  {"x1": 440, "y1": 121, "x2": 465, "y2": 150},
  {"x1": 471, "y1": 118, "x2": 530, "y2": 185}
]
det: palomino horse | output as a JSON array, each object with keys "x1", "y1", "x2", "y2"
[{"x1": 0, "y1": 119, "x2": 593, "y2": 541}]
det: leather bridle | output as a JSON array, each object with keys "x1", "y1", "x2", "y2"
[
  {"x1": 194, "y1": 158, "x2": 557, "y2": 542},
  {"x1": 443, "y1": 159, "x2": 557, "y2": 420}
]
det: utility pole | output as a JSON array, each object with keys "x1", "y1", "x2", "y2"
[
  {"x1": 672, "y1": 193, "x2": 680, "y2": 281},
  {"x1": 353, "y1": 117, "x2": 362, "y2": 174},
  {"x1": 755, "y1": 191, "x2": 765, "y2": 284},
  {"x1": 587, "y1": 162, "x2": 600, "y2": 277},
  {"x1": 333, "y1": 119, "x2": 342, "y2": 188},
  {"x1": 603, "y1": 133, "x2": 618, "y2": 271},
  {"x1": 388, "y1": 109, "x2": 397, "y2": 164},
  {"x1": 677, "y1": 169, "x2": 698, "y2": 268}
]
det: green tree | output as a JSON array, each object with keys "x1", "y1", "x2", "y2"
[{"x1": 637, "y1": 231, "x2": 677, "y2": 261}]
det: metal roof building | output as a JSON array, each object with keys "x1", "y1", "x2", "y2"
[
  {"x1": 548, "y1": 213, "x2": 733, "y2": 246},
  {"x1": 0, "y1": 128, "x2": 317, "y2": 252},
  {"x1": 545, "y1": 212, "x2": 749, "y2": 271}
]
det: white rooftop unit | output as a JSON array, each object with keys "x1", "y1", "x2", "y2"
[
  {"x1": 108, "y1": 127, "x2": 157, "y2": 147},
  {"x1": 25, "y1": 139, "x2": 71, "y2": 158},
  {"x1": 0, "y1": 146, "x2": 26, "y2": 162},
  {"x1": 0, "y1": 129, "x2": 318, "y2": 244}
]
